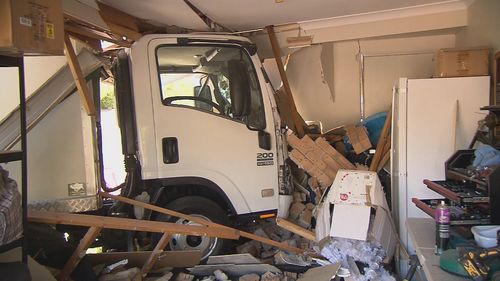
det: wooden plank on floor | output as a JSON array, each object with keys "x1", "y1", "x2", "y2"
[
  {"x1": 141, "y1": 233, "x2": 171, "y2": 277},
  {"x1": 86, "y1": 250, "x2": 202, "y2": 269}
]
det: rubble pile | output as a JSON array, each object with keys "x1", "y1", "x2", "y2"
[
  {"x1": 321, "y1": 238, "x2": 395, "y2": 281},
  {"x1": 55, "y1": 120, "x2": 396, "y2": 281}
]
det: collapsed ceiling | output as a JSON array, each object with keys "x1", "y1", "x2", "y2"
[{"x1": 77, "y1": 0, "x2": 473, "y2": 32}]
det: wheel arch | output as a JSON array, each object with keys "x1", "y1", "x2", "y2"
[{"x1": 145, "y1": 177, "x2": 238, "y2": 220}]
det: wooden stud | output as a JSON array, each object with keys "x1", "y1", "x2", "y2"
[
  {"x1": 141, "y1": 233, "x2": 172, "y2": 277},
  {"x1": 65, "y1": 22, "x2": 129, "y2": 47},
  {"x1": 266, "y1": 25, "x2": 305, "y2": 138},
  {"x1": 276, "y1": 218, "x2": 316, "y2": 241},
  {"x1": 58, "y1": 226, "x2": 102, "y2": 281},
  {"x1": 370, "y1": 110, "x2": 392, "y2": 171},
  {"x1": 100, "y1": 193, "x2": 308, "y2": 255},
  {"x1": 105, "y1": 22, "x2": 142, "y2": 41},
  {"x1": 66, "y1": 32, "x2": 103, "y2": 52},
  {"x1": 96, "y1": 2, "x2": 141, "y2": 32},
  {"x1": 377, "y1": 149, "x2": 391, "y2": 172},
  {"x1": 28, "y1": 210, "x2": 239, "y2": 240},
  {"x1": 64, "y1": 33, "x2": 97, "y2": 116}
]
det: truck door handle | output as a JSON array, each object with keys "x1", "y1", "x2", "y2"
[{"x1": 162, "y1": 137, "x2": 179, "y2": 164}]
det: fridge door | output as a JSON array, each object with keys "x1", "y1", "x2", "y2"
[{"x1": 392, "y1": 76, "x2": 490, "y2": 249}]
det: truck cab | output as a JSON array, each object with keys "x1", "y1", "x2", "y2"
[{"x1": 113, "y1": 34, "x2": 292, "y2": 258}]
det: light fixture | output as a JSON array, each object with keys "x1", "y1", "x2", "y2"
[{"x1": 286, "y1": 28, "x2": 312, "y2": 48}]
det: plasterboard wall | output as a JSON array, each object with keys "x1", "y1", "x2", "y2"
[
  {"x1": 455, "y1": 0, "x2": 500, "y2": 64},
  {"x1": 282, "y1": 33, "x2": 455, "y2": 130}
]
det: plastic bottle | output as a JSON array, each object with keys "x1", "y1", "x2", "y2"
[{"x1": 435, "y1": 200, "x2": 450, "y2": 255}]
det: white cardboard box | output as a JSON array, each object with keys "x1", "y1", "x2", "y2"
[{"x1": 317, "y1": 170, "x2": 397, "y2": 262}]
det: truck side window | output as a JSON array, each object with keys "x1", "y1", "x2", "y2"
[{"x1": 156, "y1": 45, "x2": 265, "y2": 128}]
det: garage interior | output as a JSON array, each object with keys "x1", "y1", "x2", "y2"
[{"x1": 1, "y1": 0, "x2": 499, "y2": 280}]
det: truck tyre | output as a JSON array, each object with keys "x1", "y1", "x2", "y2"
[{"x1": 154, "y1": 196, "x2": 232, "y2": 260}]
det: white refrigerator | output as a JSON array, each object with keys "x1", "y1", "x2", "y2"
[{"x1": 391, "y1": 76, "x2": 490, "y2": 249}]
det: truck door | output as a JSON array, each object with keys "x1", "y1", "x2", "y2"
[{"x1": 146, "y1": 38, "x2": 279, "y2": 215}]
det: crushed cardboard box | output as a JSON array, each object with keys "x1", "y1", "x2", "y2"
[
  {"x1": 315, "y1": 170, "x2": 397, "y2": 262},
  {"x1": 344, "y1": 124, "x2": 372, "y2": 154},
  {"x1": 287, "y1": 131, "x2": 355, "y2": 188}
]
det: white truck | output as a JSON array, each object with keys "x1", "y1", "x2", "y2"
[{"x1": 108, "y1": 33, "x2": 293, "y2": 258}]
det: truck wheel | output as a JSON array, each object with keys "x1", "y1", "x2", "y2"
[{"x1": 154, "y1": 196, "x2": 232, "y2": 260}]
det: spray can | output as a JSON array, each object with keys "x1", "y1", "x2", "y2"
[{"x1": 435, "y1": 200, "x2": 450, "y2": 255}]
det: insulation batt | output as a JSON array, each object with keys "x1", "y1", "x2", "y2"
[{"x1": 320, "y1": 237, "x2": 395, "y2": 281}]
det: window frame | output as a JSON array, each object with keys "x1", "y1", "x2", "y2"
[{"x1": 154, "y1": 43, "x2": 266, "y2": 128}]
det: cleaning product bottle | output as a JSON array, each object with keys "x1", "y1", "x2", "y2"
[{"x1": 435, "y1": 200, "x2": 450, "y2": 255}]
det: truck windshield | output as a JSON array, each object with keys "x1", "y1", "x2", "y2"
[{"x1": 156, "y1": 44, "x2": 265, "y2": 128}]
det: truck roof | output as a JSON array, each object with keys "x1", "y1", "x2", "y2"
[{"x1": 136, "y1": 33, "x2": 252, "y2": 44}]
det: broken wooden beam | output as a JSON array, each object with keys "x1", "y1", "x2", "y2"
[
  {"x1": 96, "y1": 2, "x2": 143, "y2": 41},
  {"x1": 64, "y1": 33, "x2": 97, "y2": 116},
  {"x1": 266, "y1": 25, "x2": 305, "y2": 138},
  {"x1": 64, "y1": 21, "x2": 129, "y2": 47},
  {"x1": 276, "y1": 218, "x2": 315, "y2": 241},
  {"x1": 141, "y1": 233, "x2": 172, "y2": 277},
  {"x1": 27, "y1": 210, "x2": 239, "y2": 240},
  {"x1": 100, "y1": 192, "x2": 307, "y2": 255},
  {"x1": 370, "y1": 110, "x2": 392, "y2": 171}
]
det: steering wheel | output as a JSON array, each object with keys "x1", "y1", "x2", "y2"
[{"x1": 162, "y1": 96, "x2": 224, "y2": 114}]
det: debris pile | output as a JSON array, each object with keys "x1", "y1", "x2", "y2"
[
  {"x1": 25, "y1": 115, "x2": 396, "y2": 281},
  {"x1": 321, "y1": 238, "x2": 395, "y2": 281}
]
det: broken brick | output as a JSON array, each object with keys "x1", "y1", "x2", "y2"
[
  {"x1": 298, "y1": 209, "x2": 312, "y2": 228},
  {"x1": 236, "y1": 241, "x2": 261, "y2": 258},
  {"x1": 288, "y1": 202, "x2": 306, "y2": 221},
  {"x1": 293, "y1": 192, "x2": 303, "y2": 202},
  {"x1": 254, "y1": 228, "x2": 273, "y2": 251},
  {"x1": 261, "y1": 271, "x2": 280, "y2": 281}
]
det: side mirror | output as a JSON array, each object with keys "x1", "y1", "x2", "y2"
[{"x1": 228, "y1": 59, "x2": 251, "y2": 117}]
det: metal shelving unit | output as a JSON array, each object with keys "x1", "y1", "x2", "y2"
[{"x1": 0, "y1": 54, "x2": 28, "y2": 263}]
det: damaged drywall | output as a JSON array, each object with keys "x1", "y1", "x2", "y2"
[{"x1": 285, "y1": 45, "x2": 335, "y2": 130}]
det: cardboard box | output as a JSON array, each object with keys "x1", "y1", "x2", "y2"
[
  {"x1": 316, "y1": 170, "x2": 397, "y2": 262},
  {"x1": 344, "y1": 124, "x2": 372, "y2": 154},
  {"x1": 435, "y1": 48, "x2": 490, "y2": 78},
  {"x1": 0, "y1": 0, "x2": 64, "y2": 55}
]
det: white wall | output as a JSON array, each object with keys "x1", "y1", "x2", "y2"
[
  {"x1": 282, "y1": 33, "x2": 456, "y2": 130},
  {"x1": 455, "y1": 0, "x2": 500, "y2": 55}
]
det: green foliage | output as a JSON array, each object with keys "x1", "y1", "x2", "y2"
[{"x1": 100, "y1": 82, "x2": 116, "y2": 109}]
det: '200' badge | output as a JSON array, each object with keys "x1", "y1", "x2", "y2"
[{"x1": 257, "y1": 153, "x2": 274, "y2": 166}]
